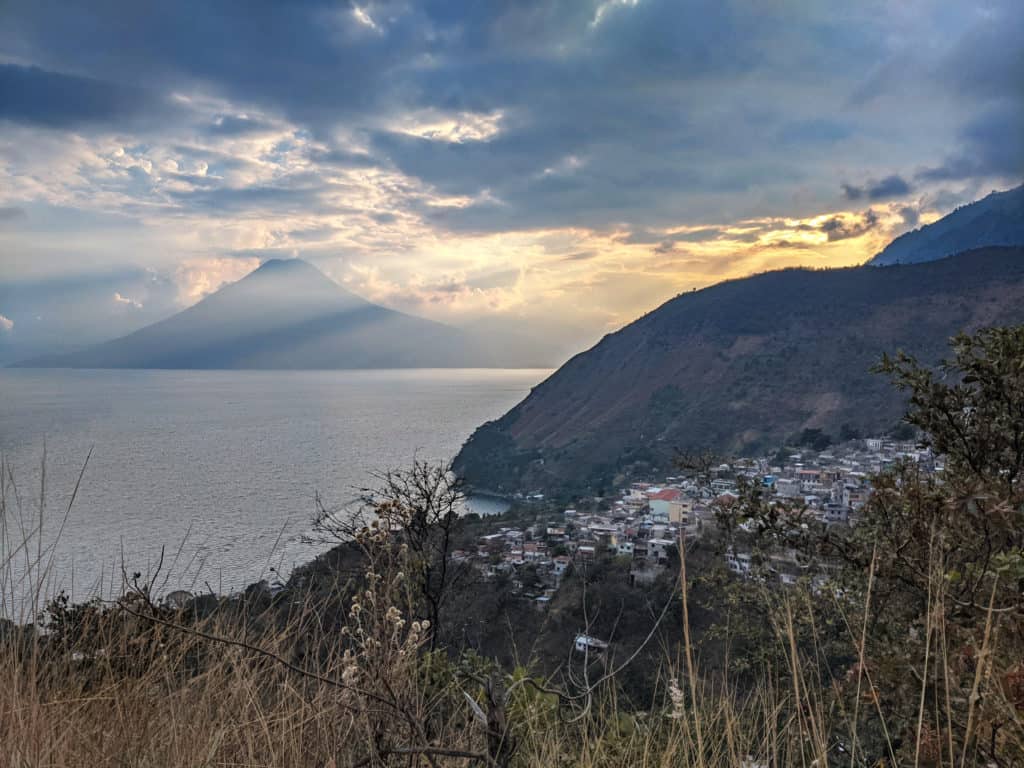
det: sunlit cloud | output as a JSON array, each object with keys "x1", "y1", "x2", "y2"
[
  {"x1": 540, "y1": 155, "x2": 586, "y2": 178},
  {"x1": 174, "y1": 257, "x2": 262, "y2": 306},
  {"x1": 113, "y1": 291, "x2": 143, "y2": 309},
  {"x1": 0, "y1": 314, "x2": 13, "y2": 332},
  {"x1": 591, "y1": 0, "x2": 641, "y2": 28},
  {"x1": 388, "y1": 110, "x2": 505, "y2": 144}
]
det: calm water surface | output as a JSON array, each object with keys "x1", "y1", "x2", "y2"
[{"x1": 0, "y1": 368, "x2": 545, "y2": 611}]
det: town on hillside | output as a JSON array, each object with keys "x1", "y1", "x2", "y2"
[{"x1": 460, "y1": 435, "x2": 937, "y2": 635}]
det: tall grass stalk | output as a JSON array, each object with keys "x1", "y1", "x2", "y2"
[{"x1": 0, "y1": 459, "x2": 1021, "y2": 766}]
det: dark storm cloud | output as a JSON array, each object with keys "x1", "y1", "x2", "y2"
[
  {"x1": 938, "y1": 0, "x2": 1024, "y2": 103},
  {"x1": 898, "y1": 205, "x2": 920, "y2": 230},
  {"x1": 918, "y1": 102, "x2": 1024, "y2": 182},
  {"x1": 916, "y1": 0, "x2": 1024, "y2": 184},
  {"x1": 0, "y1": 1, "x2": 408, "y2": 133},
  {"x1": 0, "y1": 0, "x2": 889, "y2": 227},
  {"x1": 204, "y1": 115, "x2": 277, "y2": 137},
  {"x1": 0, "y1": 0, "x2": 1020, "y2": 236},
  {"x1": 0, "y1": 63, "x2": 172, "y2": 129},
  {"x1": 841, "y1": 175, "x2": 913, "y2": 202},
  {"x1": 363, "y1": 0, "x2": 866, "y2": 230}
]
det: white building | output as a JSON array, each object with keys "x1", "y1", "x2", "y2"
[
  {"x1": 726, "y1": 550, "x2": 753, "y2": 577},
  {"x1": 647, "y1": 537, "x2": 675, "y2": 563},
  {"x1": 574, "y1": 634, "x2": 609, "y2": 654}
]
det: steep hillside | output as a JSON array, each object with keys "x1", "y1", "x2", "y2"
[
  {"x1": 16, "y1": 259, "x2": 498, "y2": 369},
  {"x1": 454, "y1": 247, "x2": 1024, "y2": 496},
  {"x1": 870, "y1": 184, "x2": 1024, "y2": 265}
]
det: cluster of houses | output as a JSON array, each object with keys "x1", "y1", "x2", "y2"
[{"x1": 458, "y1": 436, "x2": 937, "y2": 648}]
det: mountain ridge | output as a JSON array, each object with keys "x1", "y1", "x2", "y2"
[
  {"x1": 15, "y1": 258, "x2": 502, "y2": 369},
  {"x1": 869, "y1": 184, "x2": 1024, "y2": 265},
  {"x1": 453, "y1": 246, "x2": 1024, "y2": 497}
]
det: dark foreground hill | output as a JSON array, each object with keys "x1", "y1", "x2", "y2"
[
  {"x1": 870, "y1": 184, "x2": 1024, "y2": 265},
  {"x1": 16, "y1": 258, "x2": 500, "y2": 369},
  {"x1": 454, "y1": 246, "x2": 1024, "y2": 496}
]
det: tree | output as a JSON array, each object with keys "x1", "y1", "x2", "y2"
[
  {"x1": 839, "y1": 422, "x2": 862, "y2": 441},
  {"x1": 877, "y1": 326, "x2": 1024, "y2": 503},
  {"x1": 716, "y1": 326, "x2": 1024, "y2": 765},
  {"x1": 794, "y1": 427, "x2": 832, "y2": 451},
  {"x1": 314, "y1": 460, "x2": 471, "y2": 650}
]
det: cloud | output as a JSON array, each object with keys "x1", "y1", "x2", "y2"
[
  {"x1": 0, "y1": 206, "x2": 25, "y2": 222},
  {"x1": 819, "y1": 210, "x2": 879, "y2": 242},
  {"x1": 0, "y1": 1, "x2": 1007, "y2": 238},
  {"x1": 0, "y1": 0, "x2": 946, "y2": 233},
  {"x1": 897, "y1": 205, "x2": 920, "y2": 230},
  {"x1": 841, "y1": 175, "x2": 913, "y2": 202},
  {"x1": 938, "y1": 0, "x2": 1024, "y2": 103},
  {"x1": 388, "y1": 110, "x2": 505, "y2": 144},
  {"x1": 776, "y1": 118, "x2": 852, "y2": 146},
  {"x1": 558, "y1": 250, "x2": 596, "y2": 262},
  {"x1": 306, "y1": 147, "x2": 378, "y2": 169},
  {"x1": 113, "y1": 291, "x2": 143, "y2": 309},
  {"x1": 0, "y1": 314, "x2": 13, "y2": 332},
  {"x1": 465, "y1": 269, "x2": 520, "y2": 291},
  {"x1": 204, "y1": 114, "x2": 277, "y2": 137},
  {"x1": 621, "y1": 227, "x2": 726, "y2": 246},
  {"x1": 174, "y1": 257, "x2": 261, "y2": 305},
  {"x1": 0, "y1": 63, "x2": 173, "y2": 129},
  {"x1": 917, "y1": 102, "x2": 1024, "y2": 182}
]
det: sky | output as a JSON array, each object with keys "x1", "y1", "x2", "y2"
[{"x1": 0, "y1": 0, "x2": 1022, "y2": 361}]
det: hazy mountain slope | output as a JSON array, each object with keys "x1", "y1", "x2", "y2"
[
  {"x1": 16, "y1": 259, "x2": 499, "y2": 369},
  {"x1": 454, "y1": 246, "x2": 1024, "y2": 496},
  {"x1": 870, "y1": 185, "x2": 1024, "y2": 265},
  {"x1": 0, "y1": 268, "x2": 178, "y2": 365}
]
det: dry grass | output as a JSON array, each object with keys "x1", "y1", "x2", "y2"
[{"x1": 2, "y1": 457, "x2": 1022, "y2": 767}]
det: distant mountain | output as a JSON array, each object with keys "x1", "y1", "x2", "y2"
[
  {"x1": 454, "y1": 246, "x2": 1024, "y2": 497},
  {"x1": 870, "y1": 184, "x2": 1024, "y2": 265},
  {"x1": 16, "y1": 259, "x2": 503, "y2": 369}
]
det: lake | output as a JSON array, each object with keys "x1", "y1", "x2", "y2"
[{"x1": 0, "y1": 368, "x2": 546, "y2": 616}]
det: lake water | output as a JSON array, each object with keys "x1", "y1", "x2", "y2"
[{"x1": 0, "y1": 368, "x2": 546, "y2": 615}]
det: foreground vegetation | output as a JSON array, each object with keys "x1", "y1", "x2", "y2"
[{"x1": 2, "y1": 326, "x2": 1024, "y2": 766}]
